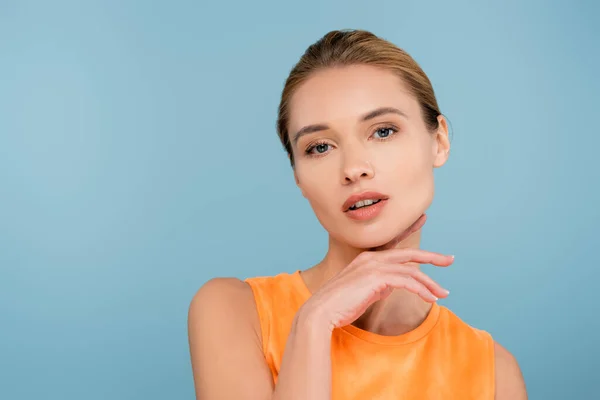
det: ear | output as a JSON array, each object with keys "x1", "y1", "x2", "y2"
[{"x1": 433, "y1": 115, "x2": 451, "y2": 168}]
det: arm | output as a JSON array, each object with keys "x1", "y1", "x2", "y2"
[
  {"x1": 187, "y1": 278, "x2": 332, "y2": 400},
  {"x1": 272, "y1": 305, "x2": 333, "y2": 399},
  {"x1": 494, "y1": 341, "x2": 527, "y2": 400},
  {"x1": 188, "y1": 243, "x2": 452, "y2": 399}
]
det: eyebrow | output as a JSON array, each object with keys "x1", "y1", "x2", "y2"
[{"x1": 291, "y1": 106, "x2": 408, "y2": 146}]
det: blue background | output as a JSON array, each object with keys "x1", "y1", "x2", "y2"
[{"x1": 1, "y1": 0, "x2": 598, "y2": 398}]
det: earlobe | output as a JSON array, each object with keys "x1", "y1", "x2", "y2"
[{"x1": 433, "y1": 115, "x2": 450, "y2": 168}]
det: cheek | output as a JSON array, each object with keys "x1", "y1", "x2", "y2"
[
  {"x1": 383, "y1": 141, "x2": 435, "y2": 208},
  {"x1": 380, "y1": 140, "x2": 431, "y2": 180},
  {"x1": 296, "y1": 164, "x2": 338, "y2": 212}
]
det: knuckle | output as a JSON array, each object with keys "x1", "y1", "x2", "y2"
[
  {"x1": 371, "y1": 275, "x2": 387, "y2": 291},
  {"x1": 410, "y1": 269, "x2": 425, "y2": 279},
  {"x1": 403, "y1": 275, "x2": 419, "y2": 288},
  {"x1": 369, "y1": 264, "x2": 385, "y2": 279},
  {"x1": 401, "y1": 247, "x2": 415, "y2": 256},
  {"x1": 359, "y1": 259, "x2": 379, "y2": 273},
  {"x1": 357, "y1": 251, "x2": 374, "y2": 262}
]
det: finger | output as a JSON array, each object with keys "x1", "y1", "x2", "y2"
[
  {"x1": 375, "y1": 248, "x2": 455, "y2": 267},
  {"x1": 378, "y1": 263, "x2": 450, "y2": 298},
  {"x1": 377, "y1": 286, "x2": 394, "y2": 301},
  {"x1": 383, "y1": 274, "x2": 439, "y2": 302}
]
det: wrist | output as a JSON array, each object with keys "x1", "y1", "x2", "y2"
[{"x1": 294, "y1": 302, "x2": 333, "y2": 337}]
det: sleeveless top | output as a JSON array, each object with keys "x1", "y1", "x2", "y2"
[{"x1": 245, "y1": 271, "x2": 495, "y2": 400}]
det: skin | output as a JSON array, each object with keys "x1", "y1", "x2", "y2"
[
  {"x1": 188, "y1": 64, "x2": 527, "y2": 399},
  {"x1": 289, "y1": 64, "x2": 448, "y2": 334}
]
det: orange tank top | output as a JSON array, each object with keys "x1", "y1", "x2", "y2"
[{"x1": 245, "y1": 271, "x2": 495, "y2": 399}]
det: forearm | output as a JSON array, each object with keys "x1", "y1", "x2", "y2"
[{"x1": 272, "y1": 307, "x2": 332, "y2": 400}]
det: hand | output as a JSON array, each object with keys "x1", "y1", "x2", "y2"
[{"x1": 301, "y1": 214, "x2": 453, "y2": 332}]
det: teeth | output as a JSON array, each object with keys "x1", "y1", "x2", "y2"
[{"x1": 350, "y1": 199, "x2": 381, "y2": 210}]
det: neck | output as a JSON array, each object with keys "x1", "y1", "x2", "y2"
[{"x1": 307, "y1": 228, "x2": 433, "y2": 336}]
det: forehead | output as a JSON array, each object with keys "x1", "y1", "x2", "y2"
[{"x1": 288, "y1": 64, "x2": 417, "y2": 130}]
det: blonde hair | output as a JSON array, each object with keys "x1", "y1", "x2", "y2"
[{"x1": 276, "y1": 29, "x2": 443, "y2": 167}]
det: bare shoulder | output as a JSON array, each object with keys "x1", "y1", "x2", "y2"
[
  {"x1": 188, "y1": 277, "x2": 272, "y2": 399},
  {"x1": 191, "y1": 276, "x2": 254, "y2": 299},
  {"x1": 189, "y1": 277, "x2": 256, "y2": 318},
  {"x1": 188, "y1": 277, "x2": 263, "y2": 352},
  {"x1": 494, "y1": 341, "x2": 527, "y2": 400}
]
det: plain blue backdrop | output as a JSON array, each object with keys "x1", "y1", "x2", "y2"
[{"x1": 1, "y1": 0, "x2": 598, "y2": 399}]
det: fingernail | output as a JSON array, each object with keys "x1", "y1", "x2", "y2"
[
  {"x1": 450, "y1": 255, "x2": 455, "y2": 259},
  {"x1": 444, "y1": 289, "x2": 450, "y2": 295}
]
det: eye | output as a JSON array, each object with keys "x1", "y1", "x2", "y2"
[
  {"x1": 305, "y1": 141, "x2": 332, "y2": 156},
  {"x1": 372, "y1": 126, "x2": 398, "y2": 139}
]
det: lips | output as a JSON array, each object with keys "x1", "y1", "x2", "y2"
[{"x1": 342, "y1": 191, "x2": 389, "y2": 212}]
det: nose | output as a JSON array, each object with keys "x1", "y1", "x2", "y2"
[{"x1": 342, "y1": 157, "x2": 375, "y2": 184}]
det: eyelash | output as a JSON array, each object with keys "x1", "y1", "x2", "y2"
[{"x1": 304, "y1": 125, "x2": 400, "y2": 157}]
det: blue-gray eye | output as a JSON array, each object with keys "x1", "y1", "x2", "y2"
[
  {"x1": 315, "y1": 143, "x2": 329, "y2": 153},
  {"x1": 374, "y1": 127, "x2": 396, "y2": 139},
  {"x1": 306, "y1": 142, "x2": 330, "y2": 155}
]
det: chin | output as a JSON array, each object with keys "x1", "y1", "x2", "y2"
[
  {"x1": 337, "y1": 226, "x2": 401, "y2": 250},
  {"x1": 336, "y1": 209, "x2": 425, "y2": 250}
]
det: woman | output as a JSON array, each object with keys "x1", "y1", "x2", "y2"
[{"x1": 188, "y1": 29, "x2": 527, "y2": 399}]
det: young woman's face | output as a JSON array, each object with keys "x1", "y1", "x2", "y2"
[{"x1": 288, "y1": 64, "x2": 450, "y2": 249}]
